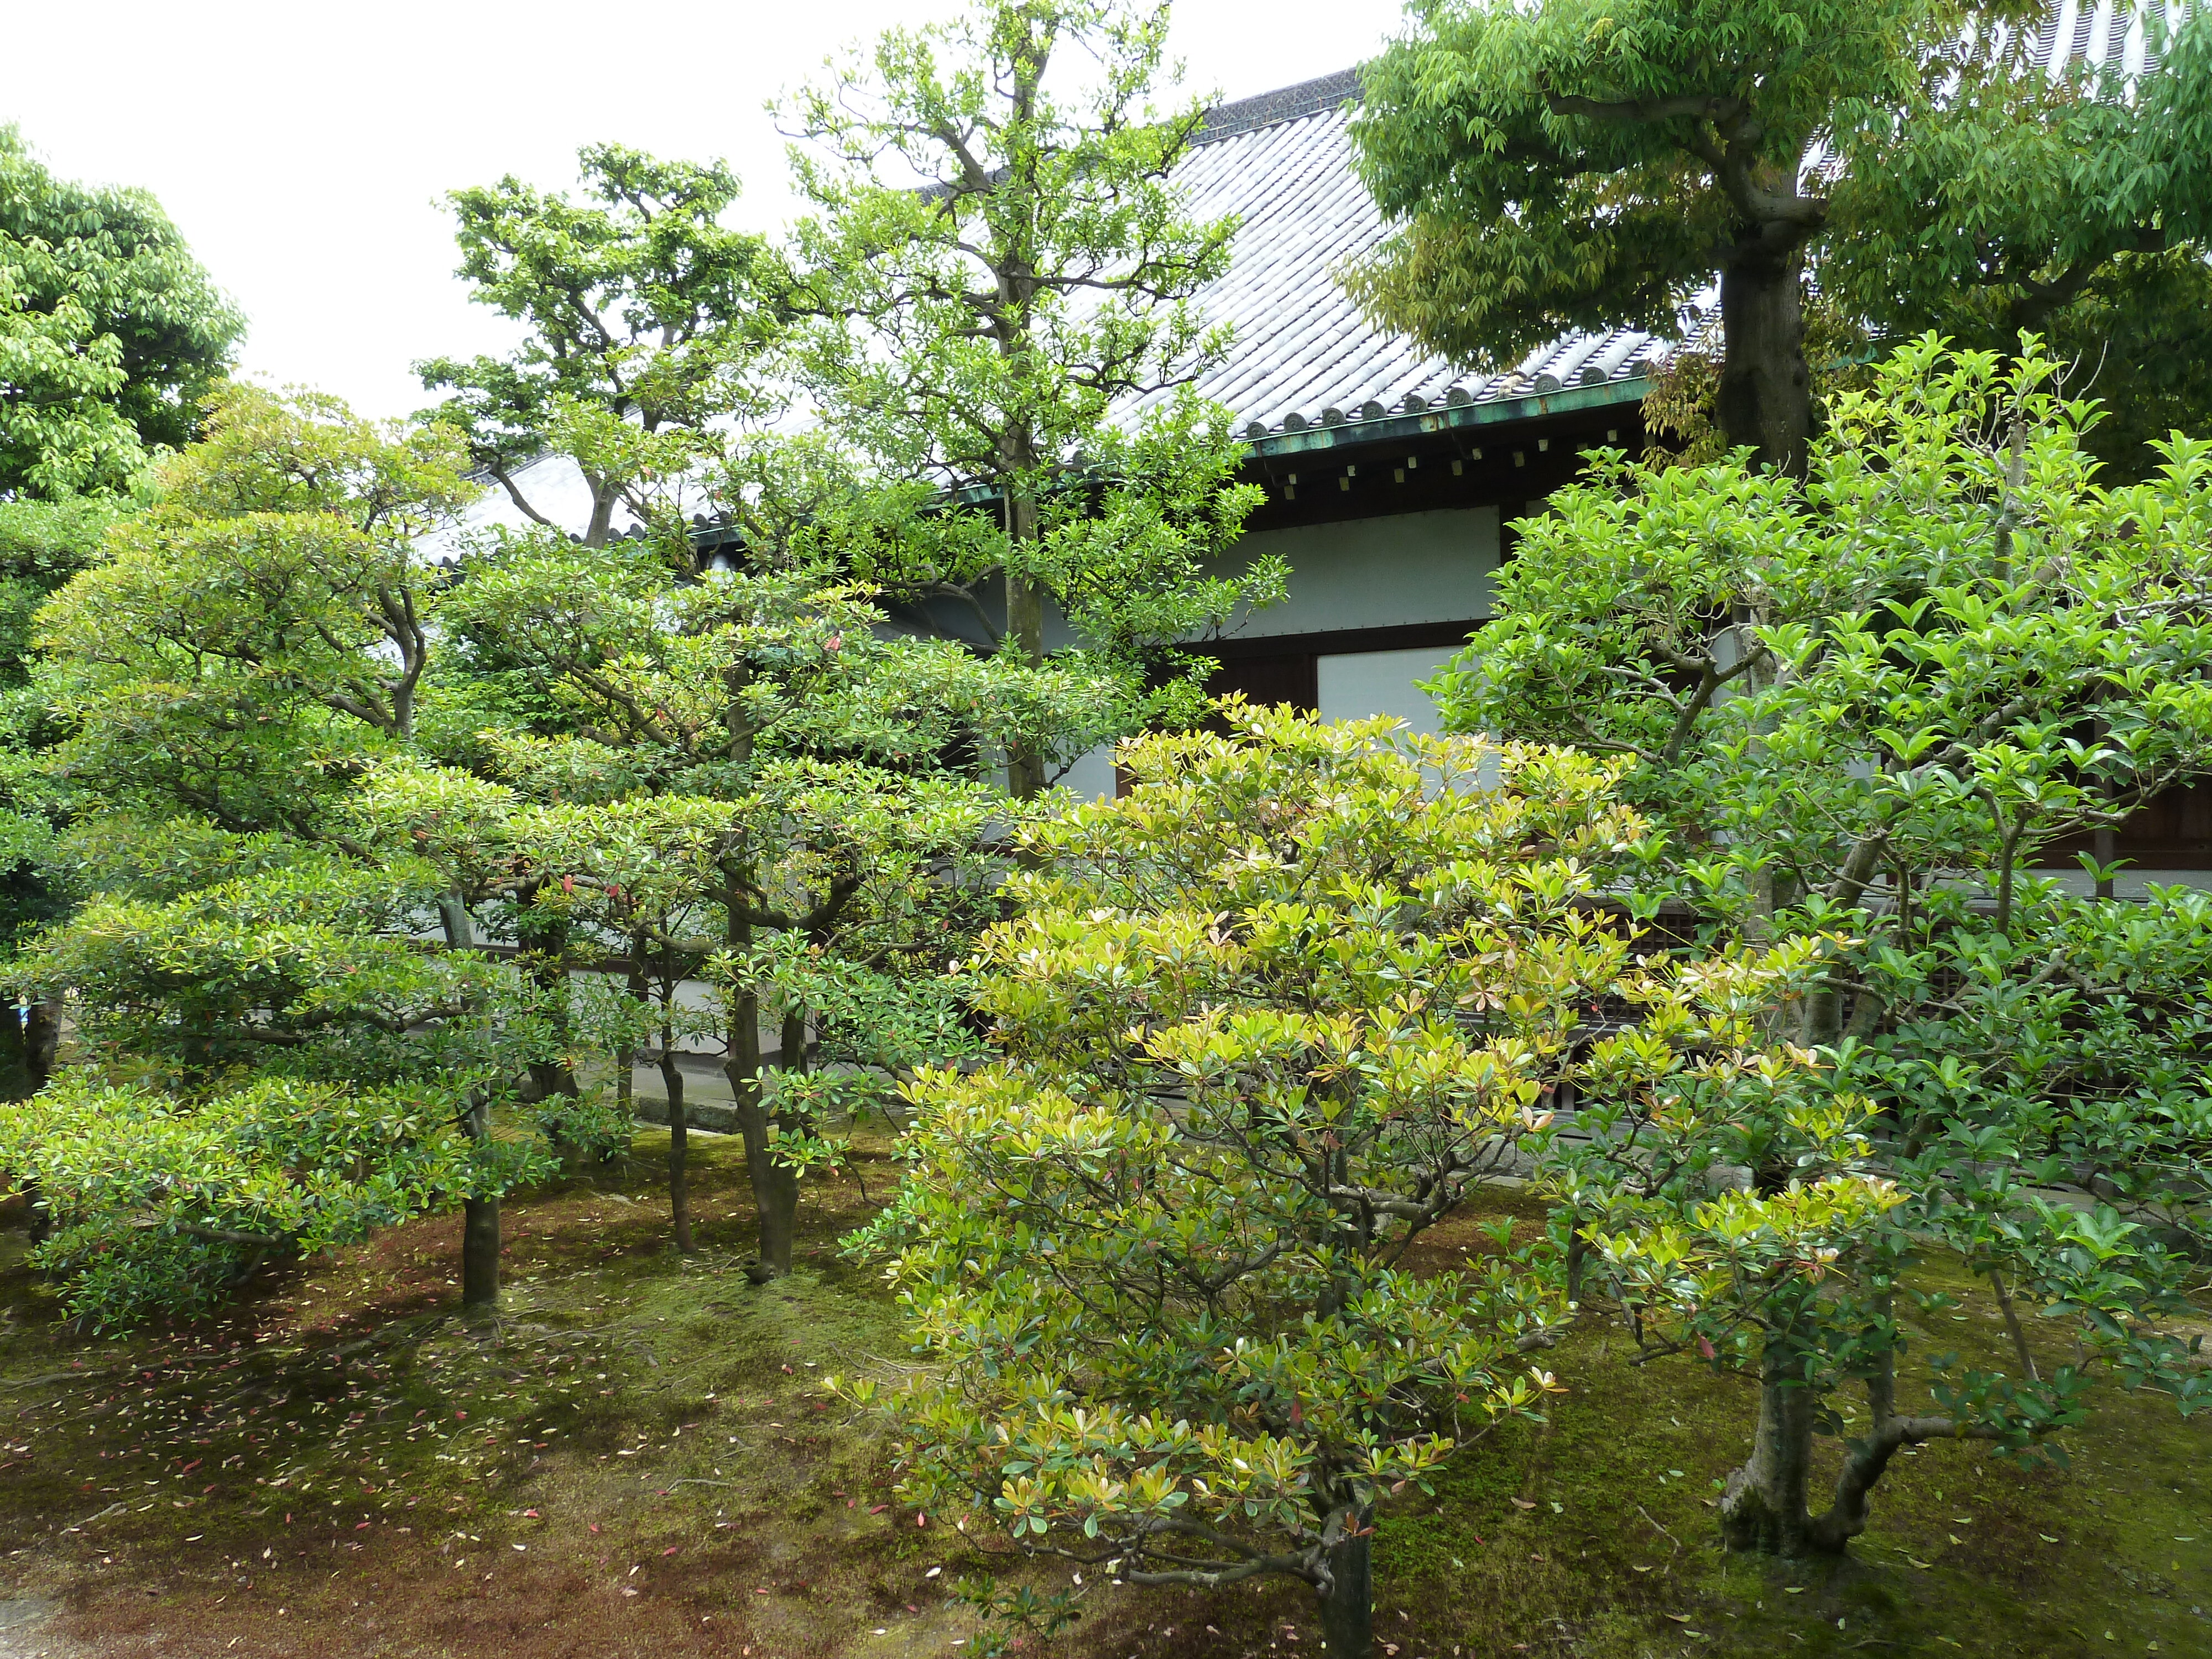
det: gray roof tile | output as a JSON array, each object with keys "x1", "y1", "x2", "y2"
[
  {"x1": 1143, "y1": 5, "x2": 2178, "y2": 442},
  {"x1": 1120, "y1": 76, "x2": 1679, "y2": 441}
]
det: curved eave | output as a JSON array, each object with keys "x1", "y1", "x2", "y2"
[{"x1": 1246, "y1": 373, "x2": 1651, "y2": 460}]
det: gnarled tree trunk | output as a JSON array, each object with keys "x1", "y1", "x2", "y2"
[
  {"x1": 1714, "y1": 234, "x2": 1813, "y2": 482},
  {"x1": 1719, "y1": 1343, "x2": 1817, "y2": 1554},
  {"x1": 1315, "y1": 1513, "x2": 1375, "y2": 1658}
]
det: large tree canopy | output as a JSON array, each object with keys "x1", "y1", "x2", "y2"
[
  {"x1": 1, "y1": 127, "x2": 242, "y2": 497},
  {"x1": 1350, "y1": 2, "x2": 2212, "y2": 479}
]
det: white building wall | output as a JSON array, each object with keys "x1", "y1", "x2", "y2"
[
  {"x1": 1214, "y1": 506, "x2": 1500, "y2": 637},
  {"x1": 1317, "y1": 646, "x2": 1459, "y2": 735}
]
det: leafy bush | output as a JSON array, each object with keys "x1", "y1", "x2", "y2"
[{"x1": 842, "y1": 706, "x2": 1820, "y2": 1653}]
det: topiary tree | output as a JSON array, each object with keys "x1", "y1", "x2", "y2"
[
  {"x1": 439, "y1": 459, "x2": 1121, "y2": 1276},
  {"x1": 416, "y1": 142, "x2": 779, "y2": 546},
  {"x1": 837, "y1": 706, "x2": 1820, "y2": 1656},
  {"x1": 1, "y1": 385, "x2": 593, "y2": 1319}
]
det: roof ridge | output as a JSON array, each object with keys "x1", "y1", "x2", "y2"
[{"x1": 1194, "y1": 67, "x2": 1363, "y2": 145}]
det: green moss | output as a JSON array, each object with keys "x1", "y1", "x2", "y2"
[{"x1": 2, "y1": 1147, "x2": 2206, "y2": 1657}]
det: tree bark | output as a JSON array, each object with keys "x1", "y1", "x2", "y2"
[
  {"x1": 660, "y1": 1026, "x2": 693, "y2": 1254},
  {"x1": 1004, "y1": 484, "x2": 1048, "y2": 799},
  {"x1": 20, "y1": 1176, "x2": 51, "y2": 1244},
  {"x1": 23, "y1": 995, "x2": 63, "y2": 1091},
  {"x1": 0, "y1": 1001, "x2": 31, "y2": 1099},
  {"x1": 1714, "y1": 233, "x2": 1813, "y2": 482},
  {"x1": 461, "y1": 1092, "x2": 499, "y2": 1311},
  {"x1": 1316, "y1": 1516, "x2": 1374, "y2": 1658},
  {"x1": 462, "y1": 1197, "x2": 500, "y2": 1310},
  {"x1": 514, "y1": 883, "x2": 581, "y2": 1115},
  {"x1": 1719, "y1": 1345, "x2": 1815, "y2": 1554},
  {"x1": 726, "y1": 987, "x2": 799, "y2": 1279}
]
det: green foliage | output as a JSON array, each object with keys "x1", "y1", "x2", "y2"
[
  {"x1": 842, "y1": 707, "x2": 1820, "y2": 1627},
  {"x1": 784, "y1": 0, "x2": 1276, "y2": 786},
  {"x1": 416, "y1": 143, "x2": 779, "y2": 546},
  {"x1": 1351, "y1": 2, "x2": 2212, "y2": 477},
  {"x1": 0, "y1": 1074, "x2": 516, "y2": 1330},
  {"x1": 1, "y1": 126, "x2": 242, "y2": 496},
  {"x1": 1431, "y1": 336, "x2": 2212, "y2": 956}
]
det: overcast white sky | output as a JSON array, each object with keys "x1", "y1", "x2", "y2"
[{"x1": 6, "y1": 0, "x2": 1407, "y2": 421}]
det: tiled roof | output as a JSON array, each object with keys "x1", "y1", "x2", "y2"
[
  {"x1": 1131, "y1": 2, "x2": 2189, "y2": 448},
  {"x1": 2023, "y1": 0, "x2": 2187, "y2": 76},
  {"x1": 1119, "y1": 75, "x2": 1683, "y2": 446}
]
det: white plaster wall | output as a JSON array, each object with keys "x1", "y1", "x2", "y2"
[
  {"x1": 1213, "y1": 506, "x2": 1499, "y2": 638},
  {"x1": 1317, "y1": 646, "x2": 1459, "y2": 735},
  {"x1": 1056, "y1": 744, "x2": 1120, "y2": 803}
]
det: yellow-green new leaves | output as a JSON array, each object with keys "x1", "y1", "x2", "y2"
[
  {"x1": 0, "y1": 1074, "x2": 503, "y2": 1329},
  {"x1": 849, "y1": 706, "x2": 1813, "y2": 1630}
]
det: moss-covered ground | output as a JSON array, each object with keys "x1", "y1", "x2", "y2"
[{"x1": 1, "y1": 1134, "x2": 2206, "y2": 1658}]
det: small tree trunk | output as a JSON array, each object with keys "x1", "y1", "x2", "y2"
[
  {"x1": 726, "y1": 987, "x2": 798, "y2": 1279},
  {"x1": 618, "y1": 951, "x2": 645, "y2": 1119},
  {"x1": 1714, "y1": 234, "x2": 1812, "y2": 482},
  {"x1": 20, "y1": 1176, "x2": 51, "y2": 1244},
  {"x1": 1720, "y1": 1344, "x2": 1816, "y2": 1554},
  {"x1": 462, "y1": 1196, "x2": 500, "y2": 1310},
  {"x1": 1004, "y1": 485, "x2": 1049, "y2": 800},
  {"x1": 1316, "y1": 1516, "x2": 1374, "y2": 1657},
  {"x1": 23, "y1": 995, "x2": 63, "y2": 1089},
  {"x1": 660, "y1": 1025, "x2": 693, "y2": 1254},
  {"x1": 0, "y1": 1001, "x2": 32, "y2": 1099},
  {"x1": 517, "y1": 885, "x2": 580, "y2": 1113},
  {"x1": 460, "y1": 1092, "x2": 499, "y2": 1312}
]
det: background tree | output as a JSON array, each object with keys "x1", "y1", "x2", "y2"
[
  {"x1": 1, "y1": 127, "x2": 241, "y2": 496},
  {"x1": 841, "y1": 707, "x2": 1818, "y2": 1656},
  {"x1": 415, "y1": 143, "x2": 779, "y2": 546},
  {"x1": 784, "y1": 0, "x2": 1280, "y2": 794},
  {"x1": 1350, "y1": 1, "x2": 2212, "y2": 481},
  {"x1": 0, "y1": 495, "x2": 126, "y2": 1090},
  {"x1": 1819, "y1": 8, "x2": 2212, "y2": 477}
]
